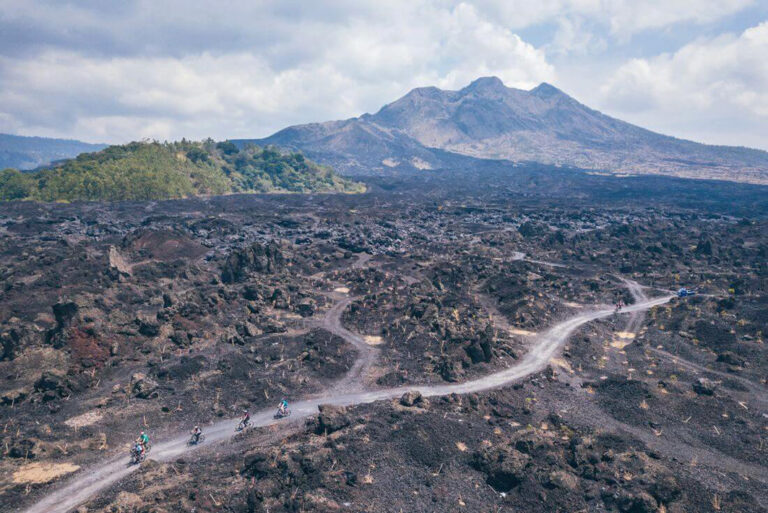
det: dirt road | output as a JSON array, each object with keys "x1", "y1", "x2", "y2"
[{"x1": 19, "y1": 288, "x2": 672, "y2": 513}]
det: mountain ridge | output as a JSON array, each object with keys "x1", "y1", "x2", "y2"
[
  {"x1": 239, "y1": 77, "x2": 768, "y2": 184},
  {"x1": 0, "y1": 133, "x2": 107, "y2": 170}
]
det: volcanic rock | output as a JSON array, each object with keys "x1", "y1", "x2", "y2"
[
  {"x1": 131, "y1": 373, "x2": 159, "y2": 399},
  {"x1": 472, "y1": 446, "x2": 531, "y2": 492},
  {"x1": 399, "y1": 390, "x2": 425, "y2": 407},
  {"x1": 692, "y1": 377, "x2": 717, "y2": 396},
  {"x1": 316, "y1": 404, "x2": 350, "y2": 434},
  {"x1": 221, "y1": 242, "x2": 285, "y2": 283}
]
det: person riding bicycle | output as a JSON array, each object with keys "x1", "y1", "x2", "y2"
[
  {"x1": 137, "y1": 431, "x2": 150, "y2": 449},
  {"x1": 241, "y1": 409, "x2": 250, "y2": 426},
  {"x1": 277, "y1": 399, "x2": 289, "y2": 416},
  {"x1": 133, "y1": 441, "x2": 144, "y2": 460},
  {"x1": 191, "y1": 425, "x2": 202, "y2": 443}
]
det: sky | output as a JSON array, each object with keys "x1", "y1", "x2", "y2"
[{"x1": 1, "y1": 0, "x2": 767, "y2": 149}]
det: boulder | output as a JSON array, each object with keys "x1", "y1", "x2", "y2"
[
  {"x1": 692, "y1": 377, "x2": 717, "y2": 396},
  {"x1": 243, "y1": 452, "x2": 272, "y2": 479},
  {"x1": 316, "y1": 404, "x2": 350, "y2": 434},
  {"x1": 131, "y1": 373, "x2": 159, "y2": 399},
  {"x1": 651, "y1": 475, "x2": 682, "y2": 504},
  {"x1": 472, "y1": 446, "x2": 530, "y2": 492},
  {"x1": 466, "y1": 342, "x2": 486, "y2": 363},
  {"x1": 436, "y1": 358, "x2": 463, "y2": 382},
  {"x1": 546, "y1": 470, "x2": 579, "y2": 491},
  {"x1": 271, "y1": 288, "x2": 290, "y2": 309},
  {"x1": 237, "y1": 322, "x2": 261, "y2": 338},
  {"x1": 221, "y1": 242, "x2": 285, "y2": 283},
  {"x1": 296, "y1": 299, "x2": 316, "y2": 317},
  {"x1": 8, "y1": 438, "x2": 37, "y2": 459},
  {"x1": 618, "y1": 491, "x2": 657, "y2": 513},
  {"x1": 400, "y1": 390, "x2": 425, "y2": 407},
  {"x1": 716, "y1": 351, "x2": 745, "y2": 367},
  {"x1": 137, "y1": 317, "x2": 161, "y2": 337},
  {"x1": 0, "y1": 328, "x2": 22, "y2": 361},
  {"x1": 1, "y1": 387, "x2": 30, "y2": 405},
  {"x1": 514, "y1": 430, "x2": 552, "y2": 456},
  {"x1": 52, "y1": 301, "x2": 79, "y2": 328},
  {"x1": 242, "y1": 285, "x2": 261, "y2": 301},
  {"x1": 34, "y1": 371, "x2": 68, "y2": 397}
]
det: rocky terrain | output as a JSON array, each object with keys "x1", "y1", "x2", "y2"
[
  {"x1": 244, "y1": 77, "x2": 768, "y2": 184},
  {"x1": 0, "y1": 167, "x2": 765, "y2": 512}
]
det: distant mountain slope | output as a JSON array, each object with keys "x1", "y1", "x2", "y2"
[
  {"x1": 242, "y1": 77, "x2": 768, "y2": 184},
  {"x1": 0, "y1": 133, "x2": 106, "y2": 170},
  {"x1": 0, "y1": 140, "x2": 364, "y2": 202}
]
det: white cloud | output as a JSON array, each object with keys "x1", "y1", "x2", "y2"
[
  {"x1": 600, "y1": 21, "x2": 768, "y2": 137},
  {"x1": 472, "y1": 0, "x2": 754, "y2": 38},
  {"x1": 547, "y1": 15, "x2": 607, "y2": 56},
  {"x1": 0, "y1": 0, "x2": 763, "y2": 147},
  {"x1": 0, "y1": 2, "x2": 555, "y2": 143},
  {"x1": 602, "y1": 0, "x2": 755, "y2": 37}
]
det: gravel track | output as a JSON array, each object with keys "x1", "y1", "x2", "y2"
[{"x1": 18, "y1": 282, "x2": 673, "y2": 513}]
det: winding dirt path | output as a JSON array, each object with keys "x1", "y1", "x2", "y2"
[
  {"x1": 621, "y1": 278, "x2": 767, "y2": 403},
  {"x1": 19, "y1": 285, "x2": 672, "y2": 513},
  {"x1": 318, "y1": 294, "x2": 380, "y2": 391},
  {"x1": 620, "y1": 278, "x2": 648, "y2": 336},
  {"x1": 645, "y1": 346, "x2": 768, "y2": 404}
]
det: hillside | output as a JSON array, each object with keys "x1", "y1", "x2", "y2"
[
  {"x1": 0, "y1": 140, "x2": 364, "y2": 202},
  {"x1": 243, "y1": 77, "x2": 768, "y2": 184},
  {"x1": 0, "y1": 133, "x2": 106, "y2": 170}
]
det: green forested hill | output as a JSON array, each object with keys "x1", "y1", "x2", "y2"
[{"x1": 0, "y1": 140, "x2": 364, "y2": 202}]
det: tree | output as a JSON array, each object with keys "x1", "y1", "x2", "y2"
[
  {"x1": 216, "y1": 141, "x2": 239, "y2": 155},
  {"x1": 0, "y1": 169, "x2": 35, "y2": 200}
]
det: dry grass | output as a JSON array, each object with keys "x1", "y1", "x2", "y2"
[
  {"x1": 508, "y1": 327, "x2": 536, "y2": 336},
  {"x1": 64, "y1": 410, "x2": 103, "y2": 429},
  {"x1": 363, "y1": 335, "x2": 384, "y2": 346},
  {"x1": 550, "y1": 357, "x2": 574, "y2": 373},
  {"x1": 610, "y1": 331, "x2": 636, "y2": 349},
  {"x1": 12, "y1": 462, "x2": 80, "y2": 484}
]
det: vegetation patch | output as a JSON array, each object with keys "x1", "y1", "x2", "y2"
[{"x1": 0, "y1": 140, "x2": 364, "y2": 202}]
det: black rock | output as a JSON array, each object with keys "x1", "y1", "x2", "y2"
[
  {"x1": 221, "y1": 242, "x2": 285, "y2": 283},
  {"x1": 692, "y1": 377, "x2": 717, "y2": 396},
  {"x1": 316, "y1": 404, "x2": 350, "y2": 434}
]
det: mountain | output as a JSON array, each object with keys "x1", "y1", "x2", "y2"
[
  {"x1": 0, "y1": 140, "x2": 364, "y2": 202},
  {"x1": 241, "y1": 77, "x2": 768, "y2": 184},
  {"x1": 0, "y1": 133, "x2": 107, "y2": 170}
]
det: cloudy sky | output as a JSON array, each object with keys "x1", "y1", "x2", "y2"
[{"x1": 1, "y1": 1, "x2": 767, "y2": 149}]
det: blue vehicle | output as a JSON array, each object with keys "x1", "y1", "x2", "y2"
[{"x1": 677, "y1": 287, "x2": 697, "y2": 298}]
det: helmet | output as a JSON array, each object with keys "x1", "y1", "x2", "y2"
[
  {"x1": 194, "y1": 425, "x2": 199, "y2": 429},
  {"x1": 140, "y1": 431, "x2": 145, "y2": 435}
]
